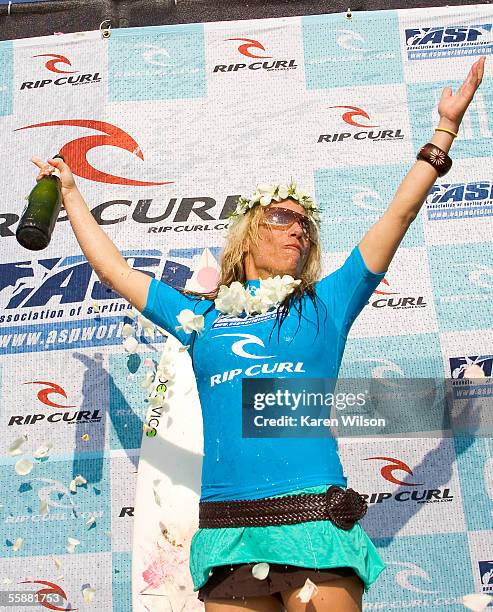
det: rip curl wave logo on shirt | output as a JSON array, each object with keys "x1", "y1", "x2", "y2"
[
  {"x1": 405, "y1": 24, "x2": 493, "y2": 60},
  {"x1": 216, "y1": 333, "x2": 275, "y2": 359}
]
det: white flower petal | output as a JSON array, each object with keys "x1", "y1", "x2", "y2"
[
  {"x1": 153, "y1": 488, "x2": 161, "y2": 506},
  {"x1": 66, "y1": 537, "x2": 80, "y2": 553},
  {"x1": 2, "y1": 578, "x2": 13, "y2": 584},
  {"x1": 86, "y1": 514, "x2": 97, "y2": 526},
  {"x1": 462, "y1": 594, "x2": 493, "y2": 611},
  {"x1": 52, "y1": 557, "x2": 62, "y2": 570},
  {"x1": 141, "y1": 372, "x2": 155, "y2": 389},
  {"x1": 91, "y1": 302, "x2": 100, "y2": 313},
  {"x1": 82, "y1": 586, "x2": 96, "y2": 604},
  {"x1": 69, "y1": 474, "x2": 87, "y2": 493},
  {"x1": 260, "y1": 195, "x2": 272, "y2": 206},
  {"x1": 176, "y1": 309, "x2": 204, "y2": 334},
  {"x1": 121, "y1": 323, "x2": 135, "y2": 338},
  {"x1": 8, "y1": 435, "x2": 28, "y2": 456},
  {"x1": 15, "y1": 458, "x2": 33, "y2": 476},
  {"x1": 34, "y1": 442, "x2": 53, "y2": 459},
  {"x1": 40, "y1": 499, "x2": 49, "y2": 516},
  {"x1": 123, "y1": 336, "x2": 139, "y2": 354},
  {"x1": 12, "y1": 537, "x2": 23, "y2": 552},
  {"x1": 251, "y1": 563, "x2": 270, "y2": 580},
  {"x1": 297, "y1": 578, "x2": 318, "y2": 603},
  {"x1": 126, "y1": 309, "x2": 137, "y2": 320}
]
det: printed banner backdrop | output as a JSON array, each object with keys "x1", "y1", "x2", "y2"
[{"x1": 1, "y1": 4, "x2": 493, "y2": 611}]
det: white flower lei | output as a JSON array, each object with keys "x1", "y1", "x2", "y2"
[
  {"x1": 228, "y1": 182, "x2": 321, "y2": 226},
  {"x1": 214, "y1": 275, "x2": 301, "y2": 317}
]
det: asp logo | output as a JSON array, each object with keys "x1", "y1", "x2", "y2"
[
  {"x1": 213, "y1": 37, "x2": 297, "y2": 73},
  {"x1": 319, "y1": 106, "x2": 404, "y2": 144},
  {"x1": 24, "y1": 381, "x2": 76, "y2": 408},
  {"x1": 450, "y1": 355, "x2": 493, "y2": 379},
  {"x1": 216, "y1": 333, "x2": 275, "y2": 359},
  {"x1": 21, "y1": 54, "x2": 100, "y2": 90},
  {"x1": 405, "y1": 25, "x2": 493, "y2": 60},
  {"x1": 14, "y1": 120, "x2": 172, "y2": 186},
  {"x1": 426, "y1": 181, "x2": 493, "y2": 221},
  {"x1": 34, "y1": 53, "x2": 78, "y2": 74},
  {"x1": 478, "y1": 561, "x2": 493, "y2": 593}
]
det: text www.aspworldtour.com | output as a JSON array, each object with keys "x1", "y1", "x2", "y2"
[{"x1": 0, "y1": 320, "x2": 132, "y2": 354}]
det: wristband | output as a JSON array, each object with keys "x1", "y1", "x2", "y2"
[
  {"x1": 416, "y1": 143, "x2": 452, "y2": 177},
  {"x1": 435, "y1": 127, "x2": 458, "y2": 138}
]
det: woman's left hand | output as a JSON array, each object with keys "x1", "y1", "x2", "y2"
[{"x1": 437, "y1": 56, "x2": 486, "y2": 130}]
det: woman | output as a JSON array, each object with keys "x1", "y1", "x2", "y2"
[{"x1": 32, "y1": 56, "x2": 485, "y2": 612}]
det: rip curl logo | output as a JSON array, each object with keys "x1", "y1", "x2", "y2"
[
  {"x1": 365, "y1": 456, "x2": 423, "y2": 486},
  {"x1": 319, "y1": 107, "x2": 403, "y2": 144},
  {"x1": 136, "y1": 43, "x2": 171, "y2": 66},
  {"x1": 33, "y1": 53, "x2": 78, "y2": 74},
  {"x1": 350, "y1": 185, "x2": 385, "y2": 212},
  {"x1": 329, "y1": 105, "x2": 379, "y2": 128},
  {"x1": 373, "y1": 278, "x2": 400, "y2": 296},
  {"x1": 335, "y1": 29, "x2": 368, "y2": 52},
  {"x1": 18, "y1": 580, "x2": 74, "y2": 611},
  {"x1": 213, "y1": 39, "x2": 297, "y2": 73},
  {"x1": 217, "y1": 333, "x2": 275, "y2": 359},
  {"x1": 386, "y1": 562, "x2": 439, "y2": 594},
  {"x1": 454, "y1": 262, "x2": 493, "y2": 290},
  {"x1": 226, "y1": 38, "x2": 272, "y2": 59},
  {"x1": 24, "y1": 381, "x2": 75, "y2": 408},
  {"x1": 14, "y1": 120, "x2": 172, "y2": 186}
]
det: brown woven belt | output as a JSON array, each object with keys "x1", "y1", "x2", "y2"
[{"x1": 199, "y1": 486, "x2": 368, "y2": 530}]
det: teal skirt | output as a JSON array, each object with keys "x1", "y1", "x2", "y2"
[{"x1": 190, "y1": 484, "x2": 386, "y2": 594}]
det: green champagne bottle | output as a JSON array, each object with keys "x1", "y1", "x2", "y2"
[{"x1": 16, "y1": 154, "x2": 64, "y2": 251}]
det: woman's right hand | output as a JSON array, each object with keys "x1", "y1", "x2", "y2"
[{"x1": 31, "y1": 156, "x2": 78, "y2": 199}]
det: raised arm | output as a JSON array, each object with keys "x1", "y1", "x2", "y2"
[
  {"x1": 31, "y1": 156, "x2": 151, "y2": 312},
  {"x1": 359, "y1": 56, "x2": 486, "y2": 274}
]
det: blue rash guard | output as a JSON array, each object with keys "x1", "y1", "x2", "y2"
[{"x1": 143, "y1": 245, "x2": 385, "y2": 502}]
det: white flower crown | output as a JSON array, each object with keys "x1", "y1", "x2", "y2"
[{"x1": 228, "y1": 182, "x2": 321, "y2": 225}]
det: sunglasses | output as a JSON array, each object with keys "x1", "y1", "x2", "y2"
[{"x1": 262, "y1": 207, "x2": 317, "y2": 242}]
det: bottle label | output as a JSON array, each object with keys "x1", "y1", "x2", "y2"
[{"x1": 52, "y1": 168, "x2": 61, "y2": 179}]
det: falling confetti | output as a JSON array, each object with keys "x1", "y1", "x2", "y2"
[
  {"x1": 123, "y1": 336, "x2": 139, "y2": 354},
  {"x1": 82, "y1": 585, "x2": 97, "y2": 603},
  {"x1": 34, "y1": 442, "x2": 53, "y2": 458},
  {"x1": 53, "y1": 557, "x2": 62, "y2": 570},
  {"x1": 251, "y1": 563, "x2": 270, "y2": 580},
  {"x1": 66, "y1": 537, "x2": 80, "y2": 553},
  {"x1": 462, "y1": 593, "x2": 493, "y2": 611},
  {"x1": 297, "y1": 578, "x2": 319, "y2": 603},
  {"x1": 15, "y1": 458, "x2": 33, "y2": 476},
  {"x1": 82, "y1": 434, "x2": 90, "y2": 441},
  {"x1": 69, "y1": 474, "x2": 87, "y2": 493},
  {"x1": 40, "y1": 499, "x2": 49, "y2": 516},
  {"x1": 12, "y1": 537, "x2": 23, "y2": 552},
  {"x1": 8, "y1": 435, "x2": 28, "y2": 456}
]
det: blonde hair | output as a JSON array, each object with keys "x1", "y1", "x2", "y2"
[{"x1": 193, "y1": 201, "x2": 322, "y2": 300}]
